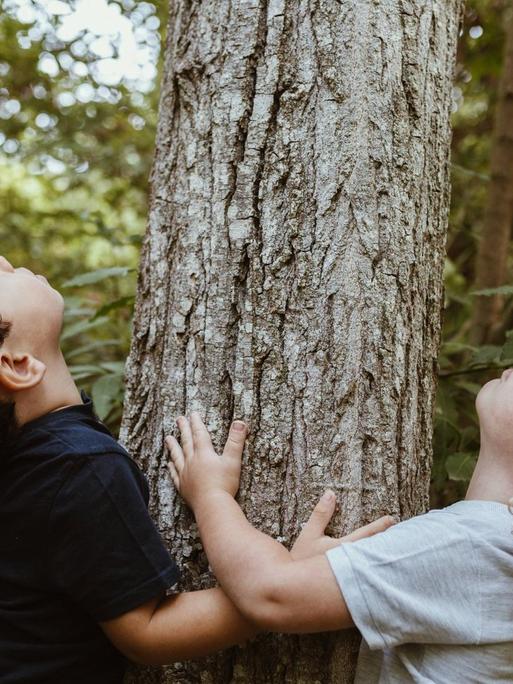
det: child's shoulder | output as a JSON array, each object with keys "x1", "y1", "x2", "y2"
[
  {"x1": 53, "y1": 447, "x2": 148, "y2": 510},
  {"x1": 39, "y1": 420, "x2": 128, "y2": 459},
  {"x1": 10, "y1": 412, "x2": 145, "y2": 498},
  {"x1": 431, "y1": 499, "x2": 511, "y2": 525},
  {"x1": 401, "y1": 499, "x2": 513, "y2": 542}
]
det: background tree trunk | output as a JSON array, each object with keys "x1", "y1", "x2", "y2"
[
  {"x1": 121, "y1": 1, "x2": 464, "y2": 682},
  {"x1": 471, "y1": 7, "x2": 513, "y2": 344}
]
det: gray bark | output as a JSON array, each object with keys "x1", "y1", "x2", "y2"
[{"x1": 121, "y1": 1, "x2": 464, "y2": 682}]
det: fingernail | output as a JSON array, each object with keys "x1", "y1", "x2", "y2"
[
  {"x1": 323, "y1": 489, "x2": 335, "y2": 501},
  {"x1": 232, "y1": 420, "x2": 246, "y2": 432}
]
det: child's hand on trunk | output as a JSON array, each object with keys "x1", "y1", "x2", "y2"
[
  {"x1": 166, "y1": 413, "x2": 247, "y2": 510},
  {"x1": 291, "y1": 490, "x2": 396, "y2": 560}
]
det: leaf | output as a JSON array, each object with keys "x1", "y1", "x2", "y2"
[
  {"x1": 451, "y1": 163, "x2": 490, "y2": 181},
  {"x1": 92, "y1": 374, "x2": 124, "y2": 420},
  {"x1": 68, "y1": 364, "x2": 104, "y2": 381},
  {"x1": 70, "y1": 372, "x2": 101, "y2": 382},
  {"x1": 63, "y1": 295, "x2": 96, "y2": 319},
  {"x1": 440, "y1": 341, "x2": 476, "y2": 356},
  {"x1": 92, "y1": 295, "x2": 135, "y2": 320},
  {"x1": 471, "y1": 285, "x2": 513, "y2": 297},
  {"x1": 469, "y1": 345, "x2": 501, "y2": 367},
  {"x1": 62, "y1": 267, "x2": 135, "y2": 288},
  {"x1": 445, "y1": 452, "x2": 477, "y2": 482},
  {"x1": 61, "y1": 316, "x2": 109, "y2": 341},
  {"x1": 501, "y1": 339, "x2": 513, "y2": 361},
  {"x1": 99, "y1": 361, "x2": 126, "y2": 373},
  {"x1": 64, "y1": 306, "x2": 96, "y2": 319},
  {"x1": 66, "y1": 340, "x2": 121, "y2": 360},
  {"x1": 453, "y1": 380, "x2": 482, "y2": 396}
]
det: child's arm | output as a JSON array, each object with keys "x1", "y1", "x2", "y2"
[
  {"x1": 100, "y1": 416, "x2": 371, "y2": 665},
  {"x1": 100, "y1": 587, "x2": 256, "y2": 666},
  {"x1": 166, "y1": 414, "x2": 395, "y2": 633}
]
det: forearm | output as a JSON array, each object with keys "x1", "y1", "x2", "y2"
[
  {"x1": 146, "y1": 587, "x2": 256, "y2": 663},
  {"x1": 102, "y1": 587, "x2": 257, "y2": 666},
  {"x1": 194, "y1": 491, "x2": 293, "y2": 617}
]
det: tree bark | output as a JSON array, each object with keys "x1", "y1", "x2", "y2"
[
  {"x1": 471, "y1": 8, "x2": 513, "y2": 344},
  {"x1": 121, "y1": 1, "x2": 464, "y2": 682}
]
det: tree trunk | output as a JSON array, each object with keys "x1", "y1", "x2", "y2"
[
  {"x1": 121, "y1": 1, "x2": 464, "y2": 682},
  {"x1": 471, "y1": 8, "x2": 513, "y2": 344}
]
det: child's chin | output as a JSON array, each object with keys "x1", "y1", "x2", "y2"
[
  {"x1": 53, "y1": 288, "x2": 65, "y2": 308},
  {"x1": 475, "y1": 380, "x2": 498, "y2": 415}
]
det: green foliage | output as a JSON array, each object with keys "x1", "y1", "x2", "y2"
[
  {"x1": 60, "y1": 265, "x2": 135, "y2": 426},
  {"x1": 62, "y1": 266, "x2": 135, "y2": 288},
  {"x1": 471, "y1": 285, "x2": 513, "y2": 296},
  {"x1": 445, "y1": 452, "x2": 478, "y2": 482}
]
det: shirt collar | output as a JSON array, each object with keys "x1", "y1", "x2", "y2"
[
  {"x1": 447, "y1": 499, "x2": 512, "y2": 516},
  {"x1": 15, "y1": 390, "x2": 100, "y2": 436}
]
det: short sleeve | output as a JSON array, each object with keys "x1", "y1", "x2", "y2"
[
  {"x1": 47, "y1": 453, "x2": 180, "y2": 622},
  {"x1": 326, "y1": 512, "x2": 481, "y2": 649}
]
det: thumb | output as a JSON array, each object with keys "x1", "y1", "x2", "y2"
[
  {"x1": 302, "y1": 490, "x2": 336, "y2": 537},
  {"x1": 222, "y1": 420, "x2": 248, "y2": 460}
]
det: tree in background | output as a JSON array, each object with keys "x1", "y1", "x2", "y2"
[
  {"x1": 471, "y1": 6, "x2": 513, "y2": 343},
  {"x1": 121, "y1": 2, "x2": 464, "y2": 682}
]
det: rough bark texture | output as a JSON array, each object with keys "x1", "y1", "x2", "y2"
[
  {"x1": 121, "y1": 1, "x2": 464, "y2": 682},
  {"x1": 471, "y1": 8, "x2": 513, "y2": 344}
]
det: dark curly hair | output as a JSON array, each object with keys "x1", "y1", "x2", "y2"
[
  {"x1": 0, "y1": 315, "x2": 11, "y2": 346},
  {"x1": 0, "y1": 315, "x2": 18, "y2": 443}
]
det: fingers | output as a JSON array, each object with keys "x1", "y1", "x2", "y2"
[
  {"x1": 165, "y1": 434, "x2": 184, "y2": 472},
  {"x1": 302, "y1": 490, "x2": 337, "y2": 538},
  {"x1": 190, "y1": 411, "x2": 214, "y2": 451},
  {"x1": 177, "y1": 415, "x2": 194, "y2": 458},
  {"x1": 167, "y1": 460, "x2": 179, "y2": 489},
  {"x1": 345, "y1": 515, "x2": 396, "y2": 543},
  {"x1": 222, "y1": 420, "x2": 247, "y2": 462}
]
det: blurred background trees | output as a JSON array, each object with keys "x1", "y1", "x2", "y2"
[{"x1": 1, "y1": 0, "x2": 512, "y2": 506}]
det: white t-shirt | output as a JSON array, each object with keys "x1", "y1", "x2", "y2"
[{"x1": 326, "y1": 500, "x2": 513, "y2": 683}]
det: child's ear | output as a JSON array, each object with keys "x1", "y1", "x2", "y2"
[{"x1": 0, "y1": 351, "x2": 46, "y2": 393}]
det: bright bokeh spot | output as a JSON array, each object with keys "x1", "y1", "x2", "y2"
[
  {"x1": 469, "y1": 25, "x2": 484, "y2": 39},
  {"x1": 6, "y1": 0, "x2": 160, "y2": 91}
]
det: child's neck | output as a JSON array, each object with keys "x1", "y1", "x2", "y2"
[
  {"x1": 15, "y1": 350, "x2": 82, "y2": 427},
  {"x1": 465, "y1": 443, "x2": 513, "y2": 506}
]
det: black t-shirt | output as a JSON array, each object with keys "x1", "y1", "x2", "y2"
[{"x1": 0, "y1": 392, "x2": 179, "y2": 684}]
